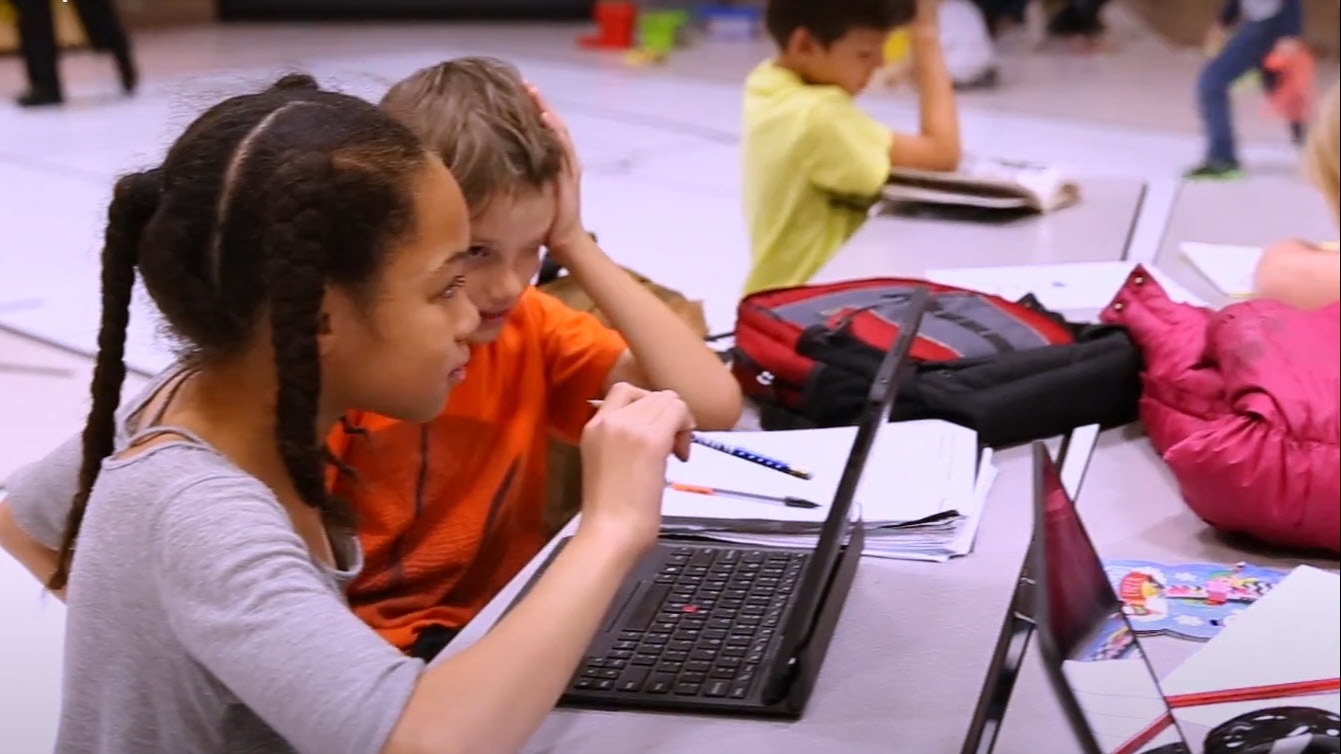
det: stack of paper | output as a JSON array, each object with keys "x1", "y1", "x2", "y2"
[{"x1": 660, "y1": 421, "x2": 995, "y2": 563}]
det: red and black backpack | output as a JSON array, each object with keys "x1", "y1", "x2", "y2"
[{"x1": 730, "y1": 278, "x2": 1141, "y2": 447}]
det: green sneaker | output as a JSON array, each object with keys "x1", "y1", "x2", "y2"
[{"x1": 1184, "y1": 162, "x2": 1246, "y2": 181}]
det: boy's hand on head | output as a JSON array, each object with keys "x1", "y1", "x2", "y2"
[
  {"x1": 525, "y1": 82, "x2": 588, "y2": 261},
  {"x1": 913, "y1": 0, "x2": 942, "y2": 34}
]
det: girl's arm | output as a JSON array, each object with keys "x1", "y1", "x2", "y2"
[
  {"x1": 384, "y1": 385, "x2": 692, "y2": 754},
  {"x1": 0, "y1": 499, "x2": 63, "y2": 599},
  {"x1": 385, "y1": 527, "x2": 638, "y2": 754},
  {"x1": 1253, "y1": 239, "x2": 1341, "y2": 310}
]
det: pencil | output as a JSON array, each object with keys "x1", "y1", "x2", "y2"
[
  {"x1": 1165, "y1": 677, "x2": 1340, "y2": 709},
  {"x1": 587, "y1": 399, "x2": 813, "y2": 479}
]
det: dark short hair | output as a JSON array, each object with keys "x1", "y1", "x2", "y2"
[{"x1": 765, "y1": 0, "x2": 915, "y2": 48}]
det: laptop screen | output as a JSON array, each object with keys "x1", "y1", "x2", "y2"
[
  {"x1": 1031, "y1": 443, "x2": 1191, "y2": 754},
  {"x1": 767, "y1": 286, "x2": 929, "y2": 682}
]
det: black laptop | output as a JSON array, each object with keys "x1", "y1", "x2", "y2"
[
  {"x1": 512, "y1": 286, "x2": 931, "y2": 718},
  {"x1": 964, "y1": 443, "x2": 1340, "y2": 754}
]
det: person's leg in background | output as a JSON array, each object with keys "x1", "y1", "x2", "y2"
[
  {"x1": 69, "y1": 0, "x2": 137, "y2": 95},
  {"x1": 1255, "y1": 62, "x2": 1306, "y2": 146},
  {"x1": 1189, "y1": 17, "x2": 1282, "y2": 178},
  {"x1": 1257, "y1": 0, "x2": 1308, "y2": 149},
  {"x1": 12, "y1": 0, "x2": 62, "y2": 107},
  {"x1": 1046, "y1": 0, "x2": 1109, "y2": 51},
  {"x1": 11, "y1": 0, "x2": 138, "y2": 108}
]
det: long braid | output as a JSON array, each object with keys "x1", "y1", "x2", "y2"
[
  {"x1": 50, "y1": 77, "x2": 425, "y2": 590},
  {"x1": 50, "y1": 169, "x2": 162, "y2": 591},
  {"x1": 262, "y1": 150, "x2": 352, "y2": 529}
]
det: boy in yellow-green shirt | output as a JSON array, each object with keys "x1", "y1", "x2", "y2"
[{"x1": 741, "y1": 0, "x2": 962, "y2": 296}]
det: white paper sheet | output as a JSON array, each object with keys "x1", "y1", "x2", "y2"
[
  {"x1": 1180, "y1": 241, "x2": 1262, "y2": 299},
  {"x1": 1160, "y1": 565, "x2": 1341, "y2": 729},
  {"x1": 926, "y1": 262, "x2": 1207, "y2": 312}
]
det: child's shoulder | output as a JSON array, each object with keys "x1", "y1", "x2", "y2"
[
  {"x1": 745, "y1": 66, "x2": 864, "y2": 139},
  {"x1": 94, "y1": 440, "x2": 286, "y2": 538}
]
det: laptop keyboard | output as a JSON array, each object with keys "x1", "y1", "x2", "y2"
[{"x1": 571, "y1": 547, "x2": 808, "y2": 701}]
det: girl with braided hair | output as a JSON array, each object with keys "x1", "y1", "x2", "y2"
[{"x1": 0, "y1": 74, "x2": 694, "y2": 754}]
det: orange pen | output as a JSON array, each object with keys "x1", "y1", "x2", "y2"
[{"x1": 666, "y1": 482, "x2": 819, "y2": 509}]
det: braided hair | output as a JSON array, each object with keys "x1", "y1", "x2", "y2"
[{"x1": 48, "y1": 74, "x2": 430, "y2": 591}]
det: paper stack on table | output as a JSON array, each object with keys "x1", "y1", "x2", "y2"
[{"x1": 659, "y1": 422, "x2": 995, "y2": 563}]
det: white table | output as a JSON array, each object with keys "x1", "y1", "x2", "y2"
[
  {"x1": 440, "y1": 428, "x2": 1338, "y2": 754},
  {"x1": 813, "y1": 178, "x2": 1148, "y2": 284},
  {"x1": 438, "y1": 176, "x2": 1335, "y2": 753},
  {"x1": 1153, "y1": 177, "x2": 1337, "y2": 307}
]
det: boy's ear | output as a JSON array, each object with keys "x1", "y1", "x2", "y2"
[{"x1": 787, "y1": 26, "x2": 821, "y2": 55}]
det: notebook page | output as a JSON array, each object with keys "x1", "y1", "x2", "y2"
[{"x1": 1160, "y1": 566, "x2": 1341, "y2": 729}]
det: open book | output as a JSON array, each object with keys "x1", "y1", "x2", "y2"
[{"x1": 881, "y1": 156, "x2": 1081, "y2": 213}]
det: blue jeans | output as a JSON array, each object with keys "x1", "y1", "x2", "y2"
[{"x1": 1197, "y1": 8, "x2": 1298, "y2": 165}]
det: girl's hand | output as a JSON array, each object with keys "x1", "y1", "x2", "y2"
[{"x1": 577, "y1": 383, "x2": 694, "y2": 558}]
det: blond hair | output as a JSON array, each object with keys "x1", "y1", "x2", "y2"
[
  {"x1": 1304, "y1": 82, "x2": 1340, "y2": 218},
  {"x1": 380, "y1": 57, "x2": 564, "y2": 215}
]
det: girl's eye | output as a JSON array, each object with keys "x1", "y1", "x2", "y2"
[
  {"x1": 467, "y1": 245, "x2": 490, "y2": 259},
  {"x1": 440, "y1": 275, "x2": 467, "y2": 299}
]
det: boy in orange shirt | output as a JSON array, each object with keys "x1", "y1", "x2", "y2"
[{"x1": 330, "y1": 58, "x2": 742, "y2": 661}]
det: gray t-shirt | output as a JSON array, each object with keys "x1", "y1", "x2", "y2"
[{"x1": 5, "y1": 372, "x2": 425, "y2": 753}]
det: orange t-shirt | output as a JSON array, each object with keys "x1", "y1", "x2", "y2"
[{"x1": 327, "y1": 288, "x2": 627, "y2": 651}]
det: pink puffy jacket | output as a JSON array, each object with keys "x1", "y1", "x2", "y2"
[{"x1": 1101, "y1": 266, "x2": 1340, "y2": 554}]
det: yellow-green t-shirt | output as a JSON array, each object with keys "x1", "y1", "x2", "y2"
[{"x1": 740, "y1": 60, "x2": 893, "y2": 297}]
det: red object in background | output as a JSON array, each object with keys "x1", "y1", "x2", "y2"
[
  {"x1": 579, "y1": 1, "x2": 637, "y2": 49},
  {"x1": 1263, "y1": 43, "x2": 1316, "y2": 124}
]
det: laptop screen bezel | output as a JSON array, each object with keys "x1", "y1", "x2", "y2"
[
  {"x1": 765, "y1": 285, "x2": 930, "y2": 690},
  {"x1": 1030, "y1": 442, "x2": 1190, "y2": 754}
]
